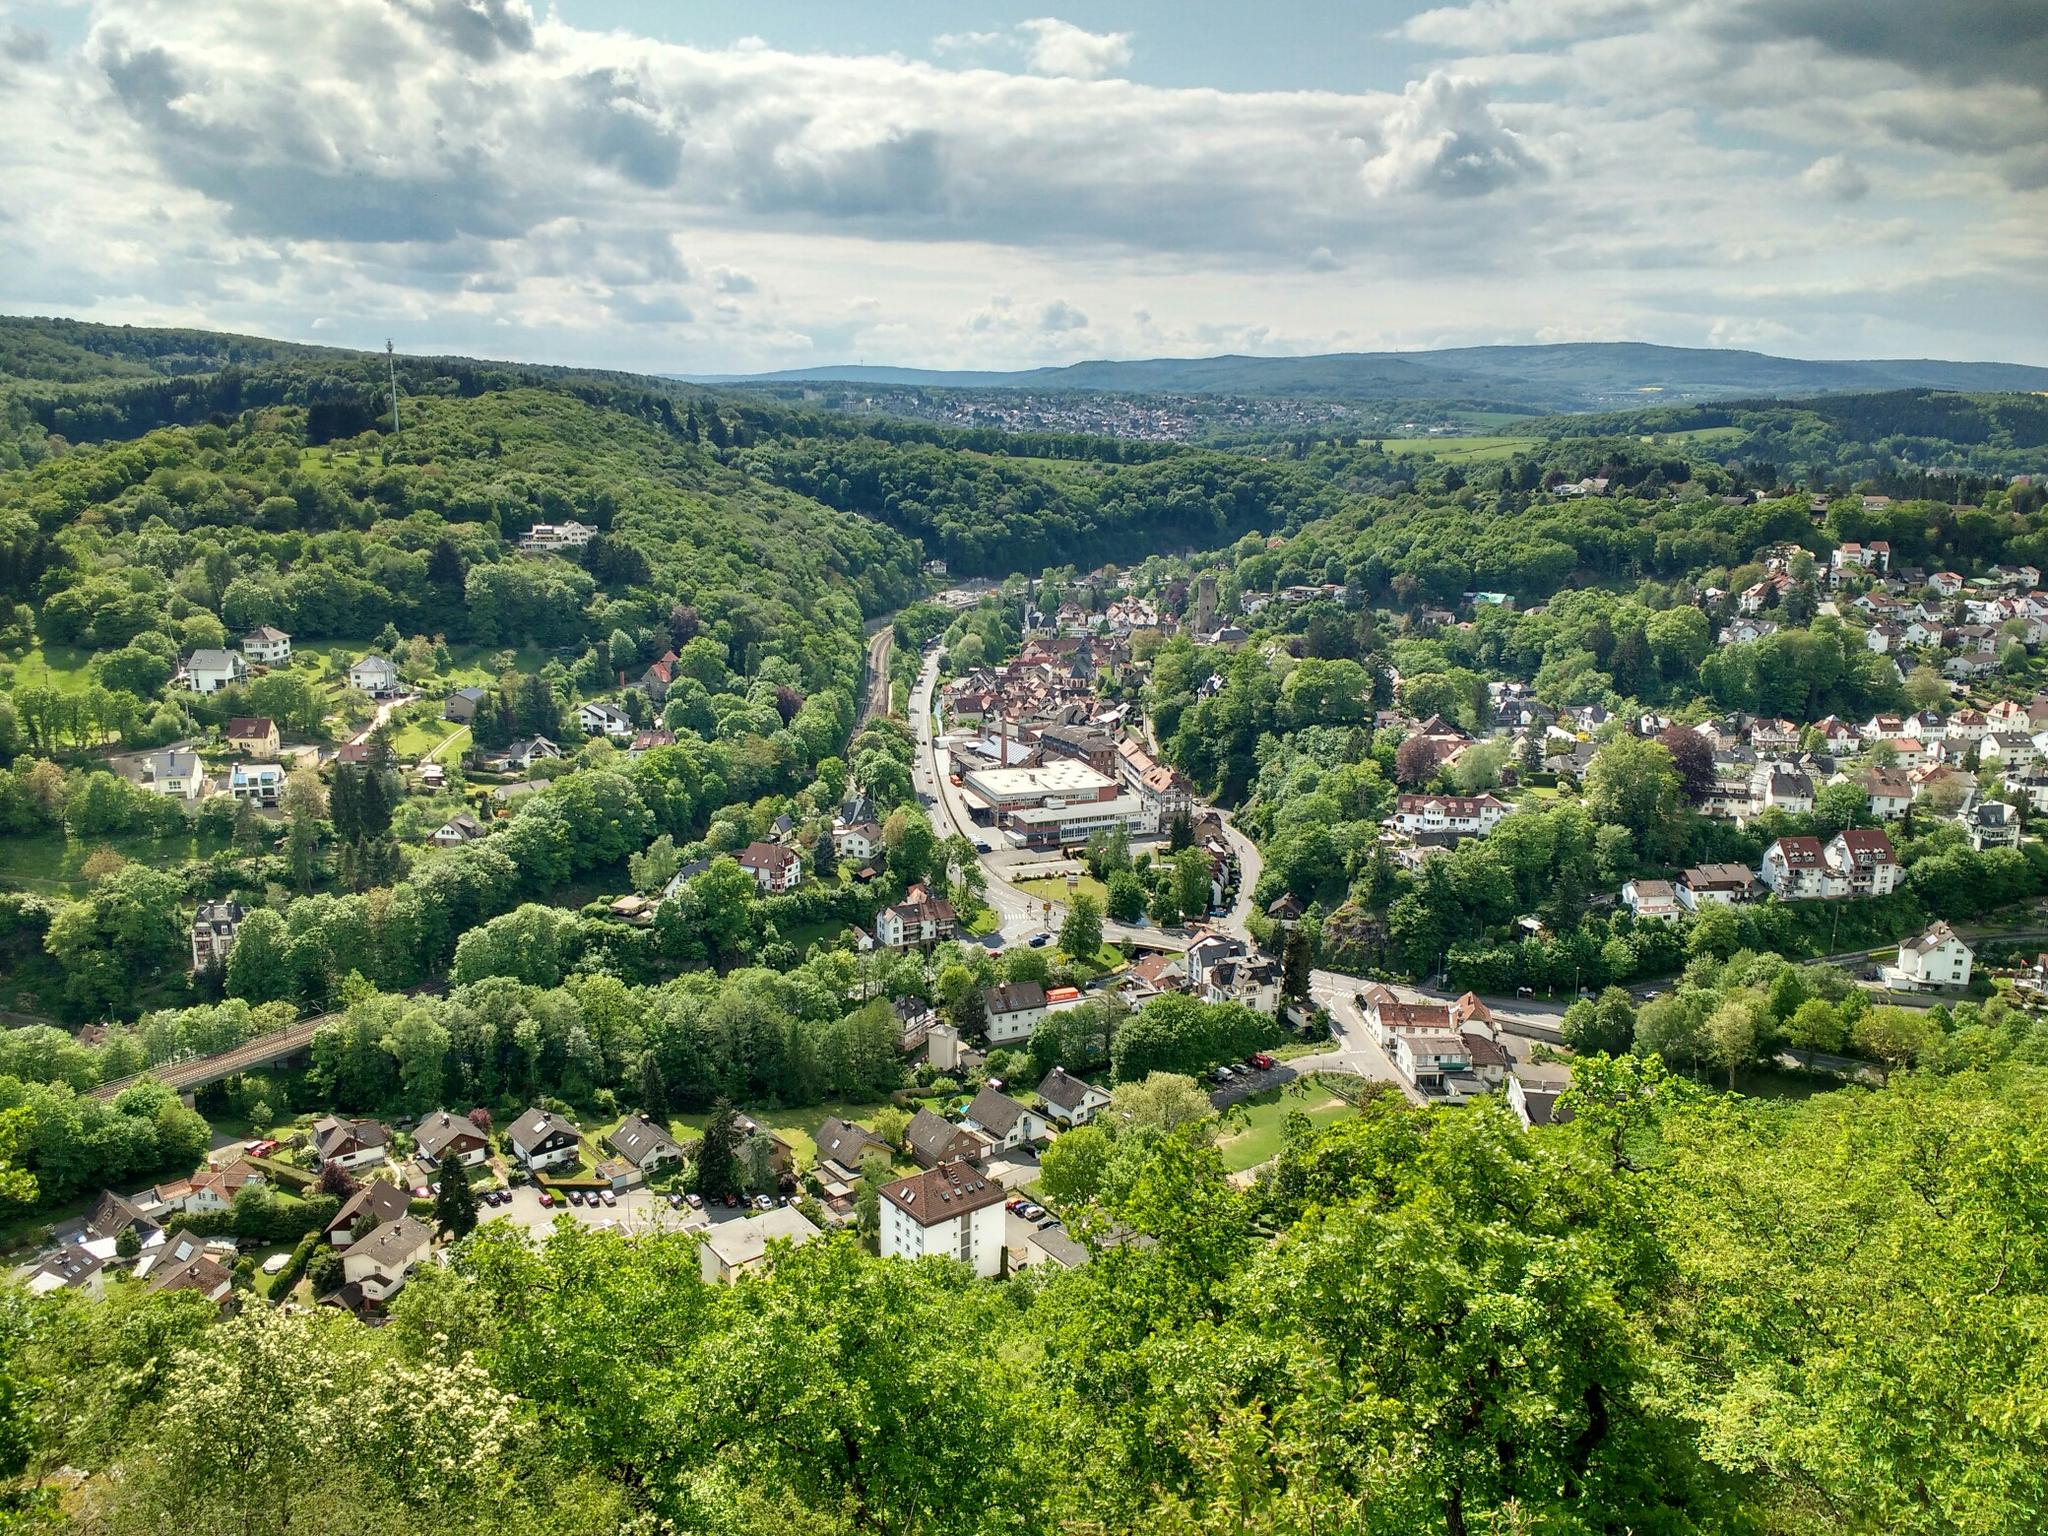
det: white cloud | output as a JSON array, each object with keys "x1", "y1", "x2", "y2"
[
  {"x1": 1359, "y1": 71, "x2": 1546, "y2": 196},
  {"x1": 1017, "y1": 18, "x2": 1131, "y2": 79},
  {"x1": 1800, "y1": 153, "x2": 1870, "y2": 202}
]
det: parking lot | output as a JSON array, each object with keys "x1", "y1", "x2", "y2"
[{"x1": 478, "y1": 1182, "x2": 742, "y2": 1242}]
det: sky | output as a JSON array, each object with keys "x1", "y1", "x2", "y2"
[{"x1": 0, "y1": 0, "x2": 2044, "y2": 375}]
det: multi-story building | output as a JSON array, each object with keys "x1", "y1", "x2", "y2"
[
  {"x1": 960, "y1": 760, "x2": 1148, "y2": 850},
  {"x1": 190, "y1": 901, "x2": 245, "y2": 972},
  {"x1": 240, "y1": 626, "x2": 292, "y2": 665},
  {"x1": 736, "y1": 841, "x2": 803, "y2": 892},
  {"x1": 878, "y1": 1159, "x2": 1008, "y2": 1278},
  {"x1": 1389, "y1": 793, "x2": 1508, "y2": 839}
]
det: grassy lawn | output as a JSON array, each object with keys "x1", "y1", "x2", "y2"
[
  {"x1": 1061, "y1": 943, "x2": 1128, "y2": 978},
  {"x1": 2, "y1": 642, "x2": 97, "y2": 693},
  {"x1": 1380, "y1": 434, "x2": 1542, "y2": 465},
  {"x1": 1017, "y1": 874, "x2": 1109, "y2": 908},
  {"x1": 0, "y1": 825, "x2": 233, "y2": 897},
  {"x1": 1217, "y1": 1078, "x2": 1360, "y2": 1173},
  {"x1": 959, "y1": 907, "x2": 1001, "y2": 937},
  {"x1": 387, "y1": 717, "x2": 466, "y2": 758},
  {"x1": 659, "y1": 1097, "x2": 899, "y2": 1174}
]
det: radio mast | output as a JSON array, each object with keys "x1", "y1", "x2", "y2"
[{"x1": 385, "y1": 339, "x2": 402, "y2": 434}]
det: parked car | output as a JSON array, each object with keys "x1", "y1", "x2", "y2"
[
  {"x1": 1250, "y1": 1052, "x2": 1276, "y2": 1070},
  {"x1": 687, "y1": 1192, "x2": 704, "y2": 1209},
  {"x1": 1030, "y1": 934, "x2": 1050, "y2": 947},
  {"x1": 974, "y1": 839, "x2": 992, "y2": 853},
  {"x1": 754, "y1": 1194, "x2": 774, "y2": 1211},
  {"x1": 1020, "y1": 1203, "x2": 1044, "y2": 1220},
  {"x1": 567, "y1": 1189, "x2": 584, "y2": 1206},
  {"x1": 1211, "y1": 1066, "x2": 1234, "y2": 1085},
  {"x1": 599, "y1": 1189, "x2": 617, "y2": 1208},
  {"x1": 1006, "y1": 1198, "x2": 1026, "y2": 1214},
  {"x1": 723, "y1": 1193, "x2": 740, "y2": 1208},
  {"x1": 537, "y1": 1191, "x2": 555, "y2": 1208}
]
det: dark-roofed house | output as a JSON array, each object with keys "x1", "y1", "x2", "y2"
[
  {"x1": 962, "y1": 1086, "x2": 1048, "y2": 1152},
  {"x1": 310, "y1": 1116, "x2": 392, "y2": 1170},
  {"x1": 414, "y1": 1110, "x2": 491, "y2": 1169},
  {"x1": 1759, "y1": 835, "x2": 1830, "y2": 900},
  {"x1": 324, "y1": 1179, "x2": 412, "y2": 1248},
  {"x1": 904, "y1": 1108, "x2": 985, "y2": 1169},
  {"x1": 225, "y1": 717, "x2": 280, "y2": 758},
  {"x1": 85, "y1": 1190, "x2": 160, "y2": 1245},
  {"x1": 984, "y1": 980, "x2": 1048, "y2": 1045},
  {"x1": 1036, "y1": 1067, "x2": 1112, "y2": 1128},
  {"x1": 507, "y1": 1108, "x2": 582, "y2": 1171},
  {"x1": 148, "y1": 1236, "x2": 236, "y2": 1310},
  {"x1": 815, "y1": 1117, "x2": 889, "y2": 1183},
  {"x1": 444, "y1": 686, "x2": 487, "y2": 723},
  {"x1": 341, "y1": 1215, "x2": 434, "y2": 1305},
  {"x1": 878, "y1": 1159, "x2": 1008, "y2": 1276},
  {"x1": 606, "y1": 1114, "x2": 684, "y2": 1173}
]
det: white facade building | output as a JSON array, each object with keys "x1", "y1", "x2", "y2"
[{"x1": 879, "y1": 1159, "x2": 1008, "y2": 1278}]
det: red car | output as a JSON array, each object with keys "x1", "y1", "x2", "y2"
[
  {"x1": 538, "y1": 1191, "x2": 555, "y2": 1208},
  {"x1": 1251, "y1": 1053, "x2": 1276, "y2": 1070}
]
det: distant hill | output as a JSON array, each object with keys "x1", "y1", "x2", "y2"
[{"x1": 690, "y1": 343, "x2": 2048, "y2": 413}]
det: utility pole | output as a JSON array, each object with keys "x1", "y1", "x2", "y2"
[{"x1": 385, "y1": 339, "x2": 402, "y2": 435}]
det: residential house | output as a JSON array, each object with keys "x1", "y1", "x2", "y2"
[
  {"x1": 1751, "y1": 762, "x2": 1815, "y2": 815},
  {"x1": 2004, "y1": 770, "x2": 2048, "y2": 814},
  {"x1": 1036, "y1": 1067, "x2": 1111, "y2": 1128},
  {"x1": 904, "y1": 1108, "x2": 986, "y2": 1169},
  {"x1": 189, "y1": 901, "x2": 244, "y2": 972},
  {"x1": 878, "y1": 1159, "x2": 1007, "y2": 1277},
  {"x1": 1963, "y1": 799, "x2": 2021, "y2": 851},
  {"x1": 576, "y1": 701, "x2": 635, "y2": 739},
  {"x1": 225, "y1": 716, "x2": 280, "y2": 757},
  {"x1": 413, "y1": 1110, "x2": 491, "y2": 1169},
  {"x1": 519, "y1": 520, "x2": 597, "y2": 552},
  {"x1": 961, "y1": 1086, "x2": 1048, "y2": 1152},
  {"x1": 815, "y1": 1117, "x2": 890, "y2": 1183},
  {"x1": 148, "y1": 1236, "x2": 236, "y2": 1310},
  {"x1": 506, "y1": 1108, "x2": 582, "y2": 1170},
  {"x1": 1829, "y1": 828, "x2": 1901, "y2": 897},
  {"x1": 731, "y1": 1113, "x2": 795, "y2": 1180},
  {"x1": 1678, "y1": 864, "x2": 1759, "y2": 910},
  {"x1": 637, "y1": 652, "x2": 678, "y2": 702},
  {"x1": 984, "y1": 981, "x2": 1049, "y2": 1045},
  {"x1": 1759, "y1": 836, "x2": 1832, "y2": 900},
  {"x1": 310, "y1": 1116, "x2": 392, "y2": 1170},
  {"x1": 606, "y1": 1114, "x2": 684, "y2": 1173},
  {"x1": 893, "y1": 996, "x2": 937, "y2": 1054},
  {"x1": 184, "y1": 648, "x2": 248, "y2": 693},
  {"x1": 1620, "y1": 879, "x2": 1682, "y2": 921},
  {"x1": 240, "y1": 626, "x2": 292, "y2": 664},
  {"x1": 141, "y1": 750, "x2": 207, "y2": 800},
  {"x1": 348, "y1": 655, "x2": 400, "y2": 696},
  {"x1": 699, "y1": 1206, "x2": 821, "y2": 1284},
  {"x1": 444, "y1": 686, "x2": 487, "y2": 723},
  {"x1": 873, "y1": 884, "x2": 956, "y2": 949},
  {"x1": 832, "y1": 819, "x2": 883, "y2": 862},
  {"x1": 480, "y1": 737, "x2": 562, "y2": 773},
  {"x1": 340, "y1": 1215, "x2": 434, "y2": 1305},
  {"x1": 84, "y1": 1189, "x2": 163, "y2": 1246},
  {"x1": 1389, "y1": 793, "x2": 1508, "y2": 838},
  {"x1": 736, "y1": 841, "x2": 802, "y2": 893},
  {"x1": 431, "y1": 813, "x2": 486, "y2": 846},
  {"x1": 325, "y1": 1180, "x2": 411, "y2": 1248},
  {"x1": 25, "y1": 1247, "x2": 110, "y2": 1299},
  {"x1": 1981, "y1": 732, "x2": 2039, "y2": 771},
  {"x1": 228, "y1": 761, "x2": 284, "y2": 806},
  {"x1": 1859, "y1": 769, "x2": 1914, "y2": 821},
  {"x1": 1891, "y1": 922, "x2": 1974, "y2": 990}
]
